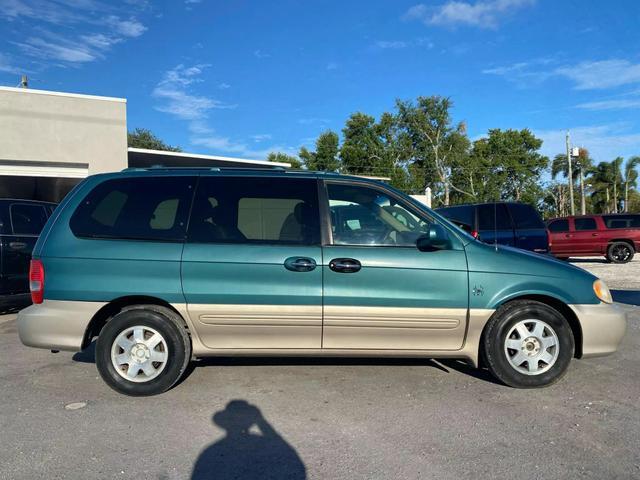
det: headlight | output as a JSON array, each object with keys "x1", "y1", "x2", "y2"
[{"x1": 593, "y1": 279, "x2": 613, "y2": 304}]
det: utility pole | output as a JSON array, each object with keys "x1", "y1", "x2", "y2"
[{"x1": 566, "y1": 131, "x2": 575, "y2": 216}]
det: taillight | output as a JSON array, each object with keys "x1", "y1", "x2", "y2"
[
  {"x1": 546, "y1": 229, "x2": 552, "y2": 247},
  {"x1": 471, "y1": 230, "x2": 479, "y2": 239},
  {"x1": 29, "y1": 259, "x2": 44, "y2": 304}
]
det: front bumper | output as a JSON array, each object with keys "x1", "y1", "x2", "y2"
[
  {"x1": 569, "y1": 303, "x2": 628, "y2": 358},
  {"x1": 18, "y1": 300, "x2": 105, "y2": 351}
]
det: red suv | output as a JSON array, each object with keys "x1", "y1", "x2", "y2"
[{"x1": 547, "y1": 214, "x2": 640, "y2": 263}]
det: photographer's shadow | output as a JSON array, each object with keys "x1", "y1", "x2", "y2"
[{"x1": 192, "y1": 400, "x2": 306, "y2": 480}]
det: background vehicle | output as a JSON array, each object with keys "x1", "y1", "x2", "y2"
[
  {"x1": 547, "y1": 214, "x2": 640, "y2": 263},
  {"x1": 436, "y1": 202, "x2": 549, "y2": 254},
  {"x1": 18, "y1": 170, "x2": 625, "y2": 396},
  {"x1": 0, "y1": 199, "x2": 56, "y2": 309}
]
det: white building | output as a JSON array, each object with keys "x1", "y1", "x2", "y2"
[{"x1": 0, "y1": 86, "x2": 288, "y2": 203}]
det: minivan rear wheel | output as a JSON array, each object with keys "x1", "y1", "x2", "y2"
[
  {"x1": 96, "y1": 305, "x2": 191, "y2": 396},
  {"x1": 483, "y1": 300, "x2": 574, "y2": 388}
]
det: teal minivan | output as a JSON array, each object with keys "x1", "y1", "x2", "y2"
[{"x1": 18, "y1": 168, "x2": 627, "y2": 396}]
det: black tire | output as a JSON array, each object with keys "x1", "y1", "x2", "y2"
[
  {"x1": 606, "y1": 241, "x2": 634, "y2": 264},
  {"x1": 483, "y1": 300, "x2": 574, "y2": 388},
  {"x1": 96, "y1": 305, "x2": 191, "y2": 396}
]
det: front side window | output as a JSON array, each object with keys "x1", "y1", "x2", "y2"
[
  {"x1": 10, "y1": 204, "x2": 48, "y2": 235},
  {"x1": 574, "y1": 217, "x2": 597, "y2": 231},
  {"x1": 70, "y1": 176, "x2": 195, "y2": 241},
  {"x1": 188, "y1": 177, "x2": 320, "y2": 245},
  {"x1": 327, "y1": 183, "x2": 432, "y2": 246},
  {"x1": 548, "y1": 219, "x2": 569, "y2": 232}
]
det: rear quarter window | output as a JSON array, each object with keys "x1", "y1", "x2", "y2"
[
  {"x1": 603, "y1": 215, "x2": 640, "y2": 229},
  {"x1": 436, "y1": 206, "x2": 474, "y2": 229},
  {"x1": 70, "y1": 176, "x2": 195, "y2": 242}
]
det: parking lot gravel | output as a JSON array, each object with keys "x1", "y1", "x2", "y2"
[{"x1": 0, "y1": 259, "x2": 638, "y2": 480}]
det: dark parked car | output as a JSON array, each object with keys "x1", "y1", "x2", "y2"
[
  {"x1": 436, "y1": 202, "x2": 549, "y2": 254},
  {"x1": 547, "y1": 214, "x2": 640, "y2": 263},
  {"x1": 0, "y1": 199, "x2": 56, "y2": 308}
]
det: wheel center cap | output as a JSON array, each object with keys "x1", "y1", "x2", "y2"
[
  {"x1": 522, "y1": 337, "x2": 541, "y2": 356},
  {"x1": 131, "y1": 343, "x2": 149, "y2": 363}
]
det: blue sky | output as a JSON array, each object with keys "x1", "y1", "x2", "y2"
[{"x1": 1, "y1": 0, "x2": 640, "y2": 164}]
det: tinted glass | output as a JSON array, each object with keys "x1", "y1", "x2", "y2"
[
  {"x1": 10, "y1": 204, "x2": 48, "y2": 235},
  {"x1": 478, "y1": 203, "x2": 512, "y2": 230},
  {"x1": 327, "y1": 183, "x2": 433, "y2": 246},
  {"x1": 548, "y1": 219, "x2": 569, "y2": 232},
  {"x1": 603, "y1": 215, "x2": 640, "y2": 229},
  {"x1": 436, "y1": 205, "x2": 474, "y2": 230},
  {"x1": 70, "y1": 176, "x2": 195, "y2": 241},
  {"x1": 574, "y1": 217, "x2": 597, "y2": 231},
  {"x1": 188, "y1": 177, "x2": 320, "y2": 245},
  {"x1": 508, "y1": 203, "x2": 545, "y2": 229}
]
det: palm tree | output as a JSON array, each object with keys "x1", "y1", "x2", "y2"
[
  {"x1": 552, "y1": 149, "x2": 591, "y2": 214},
  {"x1": 623, "y1": 156, "x2": 640, "y2": 212},
  {"x1": 589, "y1": 161, "x2": 615, "y2": 213},
  {"x1": 610, "y1": 157, "x2": 624, "y2": 213}
]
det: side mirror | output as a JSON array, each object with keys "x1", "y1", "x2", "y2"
[{"x1": 416, "y1": 224, "x2": 451, "y2": 251}]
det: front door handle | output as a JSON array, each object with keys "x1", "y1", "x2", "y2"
[
  {"x1": 9, "y1": 241, "x2": 27, "y2": 250},
  {"x1": 329, "y1": 258, "x2": 362, "y2": 273},
  {"x1": 284, "y1": 257, "x2": 317, "y2": 272}
]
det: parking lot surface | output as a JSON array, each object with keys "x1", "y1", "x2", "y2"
[{"x1": 1, "y1": 259, "x2": 639, "y2": 479}]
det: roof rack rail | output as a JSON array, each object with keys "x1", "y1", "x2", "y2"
[{"x1": 122, "y1": 165, "x2": 288, "y2": 173}]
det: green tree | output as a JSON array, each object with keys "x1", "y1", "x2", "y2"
[
  {"x1": 395, "y1": 96, "x2": 470, "y2": 205},
  {"x1": 300, "y1": 130, "x2": 341, "y2": 171},
  {"x1": 622, "y1": 156, "x2": 639, "y2": 212},
  {"x1": 589, "y1": 161, "x2": 617, "y2": 213},
  {"x1": 470, "y1": 129, "x2": 548, "y2": 204},
  {"x1": 127, "y1": 128, "x2": 181, "y2": 152},
  {"x1": 267, "y1": 152, "x2": 303, "y2": 169}
]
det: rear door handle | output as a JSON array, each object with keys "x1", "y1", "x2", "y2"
[
  {"x1": 592, "y1": 233, "x2": 599, "y2": 237},
  {"x1": 329, "y1": 258, "x2": 362, "y2": 273},
  {"x1": 284, "y1": 257, "x2": 317, "y2": 272},
  {"x1": 9, "y1": 241, "x2": 27, "y2": 250}
]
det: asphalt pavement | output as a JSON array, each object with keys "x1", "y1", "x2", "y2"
[{"x1": 0, "y1": 258, "x2": 638, "y2": 479}]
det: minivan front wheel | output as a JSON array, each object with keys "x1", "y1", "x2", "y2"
[
  {"x1": 96, "y1": 305, "x2": 191, "y2": 396},
  {"x1": 483, "y1": 300, "x2": 574, "y2": 388}
]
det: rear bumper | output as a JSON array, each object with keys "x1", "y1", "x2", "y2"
[
  {"x1": 569, "y1": 303, "x2": 627, "y2": 358},
  {"x1": 18, "y1": 300, "x2": 105, "y2": 351}
]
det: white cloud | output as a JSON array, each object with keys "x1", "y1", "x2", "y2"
[
  {"x1": 254, "y1": 49, "x2": 270, "y2": 59},
  {"x1": 298, "y1": 117, "x2": 330, "y2": 125},
  {"x1": 153, "y1": 64, "x2": 235, "y2": 121},
  {"x1": 404, "y1": 0, "x2": 535, "y2": 29},
  {"x1": 374, "y1": 38, "x2": 434, "y2": 50},
  {"x1": 152, "y1": 65, "x2": 295, "y2": 159},
  {"x1": 534, "y1": 124, "x2": 640, "y2": 160},
  {"x1": 555, "y1": 60, "x2": 640, "y2": 90},
  {"x1": 251, "y1": 134, "x2": 272, "y2": 142},
  {"x1": 375, "y1": 40, "x2": 408, "y2": 49},
  {"x1": 104, "y1": 15, "x2": 147, "y2": 37},
  {"x1": 218, "y1": 82, "x2": 231, "y2": 89},
  {"x1": 0, "y1": 0, "x2": 148, "y2": 66},
  {"x1": 0, "y1": 52, "x2": 22, "y2": 74},
  {"x1": 16, "y1": 36, "x2": 96, "y2": 63},
  {"x1": 576, "y1": 98, "x2": 640, "y2": 111}
]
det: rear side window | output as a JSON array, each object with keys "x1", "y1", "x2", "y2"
[
  {"x1": 603, "y1": 215, "x2": 640, "y2": 229},
  {"x1": 478, "y1": 203, "x2": 512, "y2": 230},
  {"x1": 188, "y1": 177, "x2": 320, "y2": 245},
  {"x1": 574, "y1": 217, "x2": 597, "y2": 231},
  {"x1": 548, "y1": 219, "x2": 569, "y2": 232},
  {"x1": 10, "y1": 204, "x2": 48, "y2": 235},
  {"x1": 70, "y1": 177, "x2": 195, "y2": 242},
  {"x1": 507, "y1": 203, "x2": 545, "y2": 229}
]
